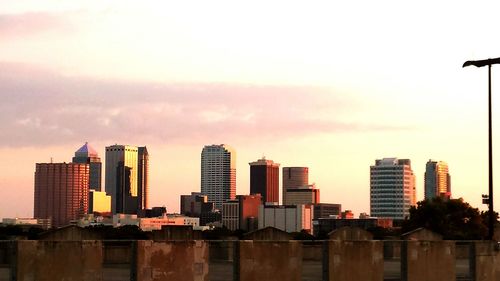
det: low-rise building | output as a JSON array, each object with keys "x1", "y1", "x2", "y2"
[
  {"x1": 258, "y1": 204, "x2": 314, "y2": 234},
  {"x1": 313, "y1": 217, "x2": 393, "y2": 236},
  {"x1": 88, "y1": 190, "x2": 111, "y2": 214},
  {"x1": 313, "y1": 203, "x2": 341, "y2": 219},
  {"x1": 2, "y1": 218, "x2": 51, "y2": 230},
  {"x1": 222, "y1": 194, "x2": 262, "y2": 232},
  {"x1": 285, "y1": 184, "x2": 319, "y2": 205}
]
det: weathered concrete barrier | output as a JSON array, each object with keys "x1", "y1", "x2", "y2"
[
  {"x1": 403, "y1": 241, "x2": 455, "y2": 281},
  {"x1": 1, "y1": 239, "x2": 498, "y2": 280},
  {"x1": 17, "y1": 240, "x2": 105, "y2": 281},
  {"x1": 238, "y1": 240, "x2": 302, "y2": 281},
  {"x1": 474, "y1": 241, "x2": 500, "y2": 281},
  {"x1": 328, "y1": 240, "x2": 383, "y2": 281},
  {"x1": 136, "y1": 240, "x2": 208, "y2": 281}
]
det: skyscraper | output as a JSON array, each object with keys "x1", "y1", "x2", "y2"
[
  {"x1": 105, "y1": 145, "x2": 139, "y2": 214},
  {"x1": 425, "y1": 160, "x2": 451, "y2": 200},
  {"x1": 138, "y1": 146, "x2": 149, "y2": 210},
  {"x1": 282, "y1": 167, "x2": 308, "y2": 205},
  {"x1": 370, "y1": 158, "x2": 416, "y2": 219},
  {"x1": 72, "y1": 142, "x2": 102, "y2": 191},
  {"x1": 249, "y1": 157, "x2": 280, "y2": 204},
  {"x1": 34, "y1": 163, "x2": 89, "y2": 227},
  {"x1": 201, "y1": 144, "x2": 236, "y2": 210}
]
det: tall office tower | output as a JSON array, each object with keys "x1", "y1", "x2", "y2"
[
  {"x1": 370, "y1": 158, "x2": 416, "y2": 220},
  {"x1": 201, "y1": 144, "x2": 236, "y2": 210},
  {"x1": 425, "y1": 160, "x2": 451, "y2": 200},
  {"x1": 138, "y1": 146, "x2": 149, "y2": 210},
  {"x1": 34, "y1": 163, "x2": 89, "y2": 227},
  {"x1": 72, "y1": 142, "x2": 102, "y2": 191},
  {"x1": 282, "y1": 167, "x2": 308, "y2": 205},
  {"x1": 105, "y1": 145, "x2": 139, "y2": 214},
  {"x1": 249, "y1": 157, "x2": 280, "y2": 204}
]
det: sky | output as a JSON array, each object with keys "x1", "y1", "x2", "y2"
[{"x1": 1, "y1": 0, "x2": 500, "y2": 217}]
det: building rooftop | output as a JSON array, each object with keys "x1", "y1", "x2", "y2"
[{"x1": 75, "y1": 142, "x2": 98, "y2": 157}]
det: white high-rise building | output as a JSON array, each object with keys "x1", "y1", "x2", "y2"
[
  {"x1": 201, "y1": 144, "x2": 236, "y2": 210},
  {"x1": 370, "y1": 158, "x2": 416, "y2": 219}
]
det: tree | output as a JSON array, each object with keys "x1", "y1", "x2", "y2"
[{"x1": 402, "y1": 197, "x2": 488, "y2": 240}]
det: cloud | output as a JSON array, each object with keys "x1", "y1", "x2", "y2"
[
  {"x1": 0, "y1": 63, "x2": 405, "y2": 147},
  {"x1": 0, "y1": 12, "x2": 74, "y2": 39}
]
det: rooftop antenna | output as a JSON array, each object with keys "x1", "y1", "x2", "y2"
[{"x1": 50, "y1": 157, "x2": 53, "y2": 163}]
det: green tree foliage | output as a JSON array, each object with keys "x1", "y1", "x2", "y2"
[{"x1": 402, "y1": 197, "x2": 490, "y2": 240}]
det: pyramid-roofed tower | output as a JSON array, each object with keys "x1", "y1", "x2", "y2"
[
  {"x1": 75, "y1": 142, "x2": 99, "y2": 158},
  {"x1": 73, "y1": 142, "x2": 102, "y2": 191}
]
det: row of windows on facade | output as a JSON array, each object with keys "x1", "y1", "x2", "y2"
[
  {"x1": 106, "y1": 148, "x2": 137, "y2": 152},
  {"x1": 370, "y1": 169, "x2": 412, "y2": 173},
  {"x1": 372, "y1": 201, "x2": 412, "y2": 207},
  {"x1": 371, "y1": 201, "x2": 413, "y2": 205},
  {"x1": 371, "y1": 194, "x2": 413, "y2": 199},
  {"x1": 370, "y1": 190, "x2": 413, "y2": 194},
  {"x1": 370, "y1": 174, "x2": 414, "y2": 178},
  {"x1": 370, "y1": 174, "x2": 413, "y2": 178}
]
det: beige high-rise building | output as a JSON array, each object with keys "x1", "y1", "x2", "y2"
[
  {"x1": 370, "y1": 158, "x2": 416, "y2": 219},
  {"x1": 425, "y1": 160, "x2": 451, "y2": 200},
  {"x1": 282, "y1": 167, "x2": 308, "y2": 204},
  {"x1": 201, "y1": 144, "x2": 236, "y2": 210}
]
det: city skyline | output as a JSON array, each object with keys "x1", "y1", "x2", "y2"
[
  {"x1": 2, "y1": 1, "x2": 500, "y2": 218},
  {"x1": 28, "y1": 141, "x2": 466, "y2": 219}
]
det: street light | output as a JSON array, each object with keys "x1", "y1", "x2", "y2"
[{"x1": 463, "y1": 57, "x2": 500, "y2": 240}]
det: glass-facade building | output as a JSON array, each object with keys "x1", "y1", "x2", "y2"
[
  {"x1": 72, "y1": 142, "x2": 102, "y2": 191},
  {"x1": 424, "y1": 160, "x2": 451, "y2": 200},
  {"x1": 105, "y1": 145, "x2": 139, "y2": 214}
]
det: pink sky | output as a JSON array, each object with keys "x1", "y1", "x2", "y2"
[{"x1": 1, "y1": 1, "x2": 500, "y2": 217}]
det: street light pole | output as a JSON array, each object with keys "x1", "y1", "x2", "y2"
[{"x1": 463, "y1": 57, "x2": 500, "y2": 240}]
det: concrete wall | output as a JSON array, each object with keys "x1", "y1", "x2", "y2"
[
  {"x1": 474, "y1": 241, "x2": 500, "y2": 281},
  {"x1": 404, "y1": 241, "x2": 455, "y2": 281},
  {"x1": 136, "y1": 240, "x2": 208, "y2": 281},
  {"x1": 328, "y1": 240, "x2": 383, "y2": 281},
  {"x1": 17, "y1": 240, "x2": 105, "y2": 281},
  {"x1": 243, "y1": 227, "x2": 292, "y2": 241},
  {"x1": 239, "y1": 241, "x2": 302, "y2": 281},
  {"x1": 1, "y1": 239, "x2": 498, "y2": 281},
  {"x1": 402, "y1": 228, "x2": 443, "y2": 241},
  {"x1": 328, "y1": 227, "x2": 373, "y2": 240}
]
